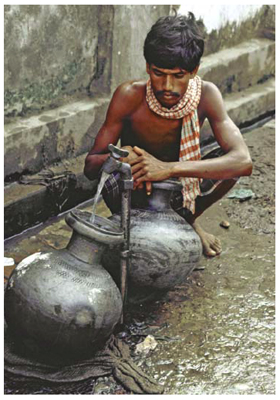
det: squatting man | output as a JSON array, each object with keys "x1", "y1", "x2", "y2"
[{"x1": 84, "y1": 13, "x2": 252, "y2": 257}]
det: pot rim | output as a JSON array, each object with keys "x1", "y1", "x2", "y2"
[
  {"x1": 65, "y1": 210, "x2": 124, "y2": 245},
  {"x1": 152, "y1": 179, "x2": 182, "y2": 191}
]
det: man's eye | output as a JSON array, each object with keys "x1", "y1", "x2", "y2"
[
  {"x1": 175, "y1": 74, "x2": 184, "y2": 78},
  {"x1": 154, "y1": 71, "x2": 163, "y2": 76}
]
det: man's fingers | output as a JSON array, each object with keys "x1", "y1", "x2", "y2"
[
  {"x1": 134, "y1": 177, "x2": 146, "y2": 185},
  {"x1": 146, "y1": 181, "x2": 152, "y2": 195},
  {"x1": 130, "y1": 156, "x2": 144, "y2": 166},
  {"x1": 131, "y1": 162, "x2": 145, "y2": 175},
  {"x1": 132, "y1": 168, "x2": 146, "y2": 180},
  {"x1": 133, "y1": 146, "x2": 145, "y2": 156},
  {"x1": 133, "y1": 181, "x2": 144, "y2": 190}
]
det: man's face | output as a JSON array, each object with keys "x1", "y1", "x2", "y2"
[{"x1": 146, "y1": 63, "x2": 198, "y2": 108}]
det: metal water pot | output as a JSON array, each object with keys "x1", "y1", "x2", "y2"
[
  {"x1": 4, "y1": 210, "x2": 124, "y2": 360},
  {"x1": 102, "y1": 180, "x2": 202, "y2": 303}
]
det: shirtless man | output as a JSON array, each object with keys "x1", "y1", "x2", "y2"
[{"x1": 84, "y1": 13, "x2": 252, "y2": 257}]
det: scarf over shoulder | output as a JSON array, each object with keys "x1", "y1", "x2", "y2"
[{"x1": 146, "y1": 75, "x2": 202, "y2": 214}]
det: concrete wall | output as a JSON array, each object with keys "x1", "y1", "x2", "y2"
[
  {"x1": 4, "y1": 4, "x2": 169, "y2": 119},
  {"x1": 4, "y1": 5, "x2": 103, "y2": 117},
  {"x1": 178, "y1": 4, "x2": 275, "y2": 55},
  {"x1": 4, "y1": 4, "x2": 275, "y2": 182},
  {"x1": 110, "y1": 5, "x2": 170, "y2": 91}
]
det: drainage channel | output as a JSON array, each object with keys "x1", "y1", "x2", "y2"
[{"x1": 4, "y1": 196, "x2": 102, "y2": 246}]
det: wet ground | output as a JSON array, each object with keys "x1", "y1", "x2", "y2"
[{"x1": 4, "y1": 120, "x2": 275, "y2": 394}]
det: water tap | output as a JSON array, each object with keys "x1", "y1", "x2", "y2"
[
  {"x1": 102, "y1": 144, "x2": 133, "y2": 189},
  {"x1": 102, "y1": 145, "x2": 133, "y2": 320}
]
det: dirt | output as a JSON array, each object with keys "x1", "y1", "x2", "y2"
[
  {"x1": 4, "y1": 119, "x2": 275, "y2": 394},
  {"x1": 224, "y1": 120, "x2": 275, "y2": 235}
]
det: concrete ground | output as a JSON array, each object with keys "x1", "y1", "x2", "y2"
[{"x1": 4, "y1": 119, "x2": 275, "y2": 394}]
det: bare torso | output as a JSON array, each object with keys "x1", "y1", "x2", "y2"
[{"x1": 120, "y1": 81, "x2": 206, "y2": 162}]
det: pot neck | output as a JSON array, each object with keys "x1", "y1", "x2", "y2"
[
  {"x1": 146, "y1": 188, "x2": 173, "y2": 211},
  {"x1": 131, "y1": 180, "x2": 182, "y2": 212},
  {"x1": 132, "y1": 188, "x2": 173, "y2": 211},
  {"x1": 66, "y1": 231, "x2": 106, "y2": 265}
]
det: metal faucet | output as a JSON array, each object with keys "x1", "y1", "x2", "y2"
[
  {"x1": 103, "y1": 144, "x2": 133, "y2": 323},
  {"x1": 102, "y1": 144, "x2": 132, "y2": 180}
]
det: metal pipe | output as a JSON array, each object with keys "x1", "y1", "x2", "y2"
[
  {"x1": 102, "y1": 144, "x2": 133, "y2": 323},
  {"x1": 120, "y1": 187, "x2": 131, "y2": 323}
]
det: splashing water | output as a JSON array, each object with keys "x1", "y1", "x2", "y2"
[{"x1": 89, "y1": 171, "x2": 110, "y2": 224}]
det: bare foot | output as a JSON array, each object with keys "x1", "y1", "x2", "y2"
[{"x1": 192, "y1": 221, "x2": 222, "y2": 257}]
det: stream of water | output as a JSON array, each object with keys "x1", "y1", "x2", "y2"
[{"x1": 89, "y1": 171, "x2": 110, "y2": 224}]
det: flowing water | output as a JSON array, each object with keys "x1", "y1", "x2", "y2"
[{"x1": 89, "y1": 171, "x2": 110, "y2": 224}]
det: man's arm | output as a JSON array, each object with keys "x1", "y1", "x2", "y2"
[
  {"x1": 84, "y1": 82, "x2": 139, "y2": 180},
  {"x1": 131, "y1": 81, "x2": 253, "y2": 184}
]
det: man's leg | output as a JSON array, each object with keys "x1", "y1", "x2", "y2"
[{"x1": 174, "y1": 178, "x2": 237, "y2": 257}]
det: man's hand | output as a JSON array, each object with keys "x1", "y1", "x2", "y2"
[
  {"x1": 120, "y1": 146, "x2": 138, "y2": 164},
  {"x1": 130, "y1": 146, "x2": 173, "y2": 189},
  {"x1": 120, "y1": 146, "x2": 152, "y2": 193}
]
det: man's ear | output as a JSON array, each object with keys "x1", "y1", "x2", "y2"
[
  {"x1": 190, "y1": 65, "x2": 199, "y2": 78},
  {"x1": 146, "y1": 63, "x2": 151, "y2": 75}
]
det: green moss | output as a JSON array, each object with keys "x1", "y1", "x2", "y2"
[{"x1": 4, "y1": 61, "x2": 82, "y2": 118}]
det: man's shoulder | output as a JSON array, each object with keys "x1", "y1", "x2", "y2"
[
  {"x1": 108, "y1": 80, "x2": 146, "y2": 118},
  {"x1": 199, "y1": 79, "x2": 223, "y2": 112},
  {"x1": 199, "y1": 79, "x2": 227, "y2": 120},
  {"x1": 113, "y1": 80, "x2": 146, "y2": 108},
  {"x1": 200, "y1": 79, "x2": 221, "y2": 100}
]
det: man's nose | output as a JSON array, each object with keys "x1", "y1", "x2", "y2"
[{"x1": 162, "y1": 75, "x2": 173, "y2": 91}]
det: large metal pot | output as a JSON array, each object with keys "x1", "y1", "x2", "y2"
[
  {"x1": 4, "y1": 210, "x2": 124, "y2": 360},
  {"x1": 102, "y1": 180, "x2": 202, "y2": 303}
]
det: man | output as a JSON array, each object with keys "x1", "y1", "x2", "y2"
[{"x1": 84, "y1": 13, "x2": 252, "y2": 257}]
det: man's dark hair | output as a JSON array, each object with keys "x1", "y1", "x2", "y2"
[{"x1": 144, "y1": 13, "x2": 204, "y2": 72}]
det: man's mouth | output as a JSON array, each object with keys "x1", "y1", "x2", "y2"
[
  {"x1": 157, "y1": 91, "x2": 180, "y2": 99},
  {"x1": 163, "y1": 93, "x2": 174, "y2": 99}
]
